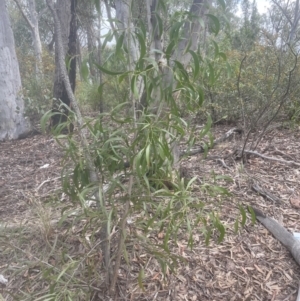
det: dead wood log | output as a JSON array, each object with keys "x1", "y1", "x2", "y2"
[{"x1": 251, "y1": 207, "x2": 300, "y2": 267}]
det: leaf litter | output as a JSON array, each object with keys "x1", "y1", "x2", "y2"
[{"x1": 0, "y1": 124, "x2": 300, "y2": 300}]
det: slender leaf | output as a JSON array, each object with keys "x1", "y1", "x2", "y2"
[
  {"x1": 239, "y1": 205, "x2": 247, "y2": 226},
  {"x1": 115, "y1": 31, "x2": 125, "y2": 56},
  {"x1": 94, "y1": 63, "x2": 124, "y2": 75},
  {"x1": 206, "y1": 14, "x2": 220, "y2": 35}
]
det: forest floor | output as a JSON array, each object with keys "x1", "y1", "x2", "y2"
[{"x1": 1, "y1": 123, "x2": 300, "y2": 301}]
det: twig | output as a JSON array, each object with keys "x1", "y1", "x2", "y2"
[
  {"x1": 244, "y1": 149, "x2": 300, "y2": 167},
  {"x1": 216, "y1": 158, "x2": 231, "y2": 170},
  {"x1": 251, "y1": 182, "x2": 281, "y2": 204},
  {"x1": 36, "y1": 176, "x2": 61, "y2": 191}
]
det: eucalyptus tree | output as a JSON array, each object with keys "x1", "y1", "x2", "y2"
[
  {"x1": 42, "y1": 0, "x2": 228, "y2": 295},
  {"x1": 106, "y1": 0, "x2": 213, "y2": 170},
  {"x1": 13, "y1": 0, "x2": 44, "y2": 77},
  {"x1": 270, "y1": 0, "x2": 300, "y2": 45},
  {"x1": 0, "y1": 0, "x2": 31, "y2": 140},
  {"x1": 50, "y1": 0, "x2": 77, "y2": 128}
]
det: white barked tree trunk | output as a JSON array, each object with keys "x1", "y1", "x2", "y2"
[{"x1": 0, "y1": 0, "x2": 31, "y2": 140}]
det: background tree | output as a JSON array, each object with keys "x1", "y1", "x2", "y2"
[
  {"x1": 13, "y1": 0, "x2": 44, "y2": 78},
  {"x1": 0, "y1": 0, "x2": 31, "y2": 140},
  {"x1": 51, "y1": 0, "x2": 77, "y2": 128}
]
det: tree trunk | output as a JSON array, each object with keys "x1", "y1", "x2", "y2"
[
  {"x1": 114, "y1": 0, "x2": 144, "y2": 118},
  {"x1": 98, "y1": 0, "x2": 104, "y2": 112},
  {"x1": 51, "y1": 0, "x2": 77, "y2": 128},
  {"x1": 86, "y1": 1, "x2": 96, "y2": 79},
  {"x1": 147, "y1": 0, "x2": 208, "y2": 168},
  {"x1": 14, "y1": 0, "x2": 44, "y2": 78},
  {"x1": 0, "y1": 0, "x2": 31, "y2": 140}
]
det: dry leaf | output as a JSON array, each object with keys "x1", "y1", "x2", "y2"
[{"x1": 290, "y1": 197, "x2": 300, "y2": 209}]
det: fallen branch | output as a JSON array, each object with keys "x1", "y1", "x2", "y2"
[
  {"x1": 244, "y1": 150, "x2": 300, "y2": 167},
  {"x1": 251, "y1": 207, "x2": 300, "y2": 267},
  {"x1": 251, "y1": 182, "x2": 281, "y2": 204}
]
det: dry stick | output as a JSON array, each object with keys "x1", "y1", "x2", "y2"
[
  {"x1": 251, "y1": 182, "x2": 281, "y2": 204},
  {"x1": 46, "y1": 0, "x2": 111, "y2": 281},
  {"x1": 244, "y1": 149, "x2": 300, "y2": 167}
]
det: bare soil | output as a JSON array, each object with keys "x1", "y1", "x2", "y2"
[{"x1": 1, "y1": 125, "x2": 300, "y2": 300}]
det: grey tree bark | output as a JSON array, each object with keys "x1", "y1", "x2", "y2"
[
  {"x1": 0, "y1": 0, "x2": 31, "y2": 140},
  {"x1": 146, "y1": 0, "x2": 208, "y2": 168},
  {"x1": 114, "y1": 0, "x2": 145, "y2": 121},
  {"x1": 13, "y1": 0, "x2": 44, "y2": 78},
  {"x1": 272, "y1": 0, "x2": 300, "y2": 44},
  {"x1": 97, "y1": 0, "x2": 104, "y2": 112},
  {"x1": 51, "y1": 0, "x2": 77, "y2": 128},
  {"x1": 111, "y1": 0, "x2": 208, "y2": 169}
]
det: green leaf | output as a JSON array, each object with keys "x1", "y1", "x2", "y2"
[
  {"x1": 239, "y1": 205, "x2": 247, "y2": 226},
  {"x1": 143, "y1": 57, "x2": 159, "y2": 71},
  {"x1": 205, "y1": 228, "x2": 211, "y2": 246},
  {"x1": 218, "y1": 52, "x2": 227, "y2": 61},
  {"x1": 208, "y1": 62, "x2": 215, "y2": 86},
  {"x1": 145, "y1": 144, "x2": 151, "y2": 168},
  {"x1": 248, "y1": 206, "x2": 256, "y2": 224},
  {"x1": 189, "y1": 50, "x2": 200, "y2": 79},
  {"x1": 212, "y1": 40, "x2": 219, "y2": 57},
  {"x1": 174, "y1": 60, "x2": 189, "y2": 81},
  {"x1": 80, "y1": 59, "x2": 90, "y2": 82},
  {"x1": 102, "y1": 30, "x2": 114, "y2": 49},
  {"x1": 136, "y1": 31, "x2": 146, "y2": 60},
  {"x1": 216, "y1": 221, "x2": 225, "y2": 243},
  {"x1": 156, "y1": 13, "x2": 164, "y2": 37},
  {"x1": 98, "y1": 82, "x2": 105, "y2": 96},
  {"x1": 131, "y1": 75, "x2": 139, "y2": 99},
  {"x1": 170, "y1": 21, "x2": 184, "y2": 41},
  {"x1": 198, "y1": 87, "x2": 204, "y2": 106},
  {"x1": 185, "y1": 176, "x2": 197, "y2": 190},
  {"x1": 206, "y1": 14, "x2": 220, "y2": 35},
  {"x1": 138, "y1": 269, "x2": 145, "y2": 291},
  {"x1": 118, "y1": 71, "x2": 131, "y2": 84},
  {"x1": 138, "y1": 19, "x2": 147, "y2": 39},
  {"x1": 94, "y1": 0, "x2": 100, "y2": 12},
  {"x1": 199, "y1": 115, "x2": 212, "y2": 139},
  {"x1": 158, "y1": 0, "x2": 167, "y2": 14},
  {"x1": 226, "y1": 61, "x2": 232, "y2": 77},
  {"x1": 34, "y1": 294, "x2": 57, "y2": 301},
  {"x1": 217, "y1": 0, "x2": 226, "y2": 10},
  {"x1": 115, "y1": 31, "x2": 125, "y2": 57},
  {"x1": 234, "y1": 218, "x2": 239, "y2": 233},
  {"x1": 94, "y1": 63, "x2": 124, "y2": 75},
  {"x1": 165, "y1": 40, "x2": 176, "y2": 60},
  {"x1": 40, "y1": 110, "x2": 53, "y2": 133}
]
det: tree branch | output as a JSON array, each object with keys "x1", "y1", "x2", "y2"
[{"x1": 13, "y1": 0, "x2": 34, "y2": 30}]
